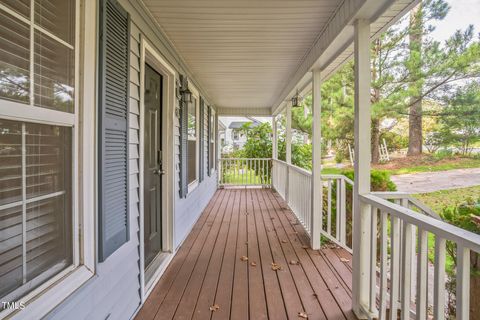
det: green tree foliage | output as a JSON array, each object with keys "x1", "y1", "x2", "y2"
[
  {"x1": 438, "y1": 82, "x2": 480, "y2": 155},
  {"x1": 441, "y1": 198, "x2": 480, "y2": 318},
  {"x1": 239, "y1": 122, "x2": 272, "y2": 159},
  {"x1": 286, "y1": 0, "x2": 480, "y2": 164}
]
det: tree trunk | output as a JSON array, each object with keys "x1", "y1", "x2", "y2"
[
  {"x1": 371, "y1": 118, "x2": 381, "y2": 164},
  {"x1": 407, "y1": 4, "x2": 423, "y2": 156}
]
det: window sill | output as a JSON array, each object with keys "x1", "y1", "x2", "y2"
[
  {"x1": 188, "y1": 180, "x2": 199, "y2": 194},
  {"x1": 1, "y1": 265, "x2": 94, "y2": 320}
]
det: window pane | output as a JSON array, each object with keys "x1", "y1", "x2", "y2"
[
  {"x1": 188, "y1": 97, "x2": 197, "y2": 184},
  {"x1": 26, "y1": 122, "x2": 72, "y2": 199},
  {"x1": 26, "y1": 195, "x2": 72, "y2": 282},
  {"x1": 34, "y1": 0, "x2": 75, "y2": 45},
  {"x1": 0, "y1": 205, "x2": 23, "y2": 299},
  {"x1": 0, "y1": 120, "x2": 72, "y2": 302},
  {"x1": 1, "y1": 0, "x2": 30, "y2": 18},
  {"x1": 0, "y1": 10, "x2": 30, "y2": 104},
  {"x1": 34, "y1": 30, "x2": 75, "y2": 112},
  {"x1": 0, "y1": 119, "x2": 22, "y2": 206},
  {"x1": 188, "y1": 140, "x2": 196, "y2": 184},
  {"x1": 188, "y1": 98, "x2": 196, "y2": 139}
]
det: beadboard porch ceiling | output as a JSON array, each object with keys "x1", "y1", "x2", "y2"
[{"x1": 141, "y1": 0, "x2": 417, "y2": 113}]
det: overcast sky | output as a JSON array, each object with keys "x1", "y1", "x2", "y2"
[{"x1": 431, "y1": 0, "x2": 480, "y2": 43}]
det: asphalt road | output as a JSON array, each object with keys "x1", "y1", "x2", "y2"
[{"x1": 391, "y1": 167, "x2": 480, "y2": 193}]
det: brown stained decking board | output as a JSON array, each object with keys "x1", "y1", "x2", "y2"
[{"x1": 136, "y1": 189, "x2": 356, "y2": 320}]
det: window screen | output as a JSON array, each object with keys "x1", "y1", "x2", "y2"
[{"x1": 0, "y1": 119, "x2": 73, "y2": 302}]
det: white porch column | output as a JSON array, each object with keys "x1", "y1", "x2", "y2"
[
  {"x1": 352, "y1": 19, "x2": 372, "y2": 319},
  {"x1": 311, "y1": 69, "x2": 322, "y2": 250},
  {"x1": 286, "y1": 104, "x2": 292, "y2": 164},
  {"x1": 285, "y1": 103, "x2": 292, "y2": 202},
  {"x1": 272, "y1": 115, "x2": 278, "y2": 160}
]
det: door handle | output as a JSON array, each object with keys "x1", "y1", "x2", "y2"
[{"x1": 153, "y1": 169, "x2": 166, "y2": 175}]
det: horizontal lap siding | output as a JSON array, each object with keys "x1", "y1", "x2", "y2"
[
  {"x1": 174, "y1": 93, "x2": 217, "y2": 249},
  {"x1": 47, "y1": 21, "x2": 142, "y2": 320}
]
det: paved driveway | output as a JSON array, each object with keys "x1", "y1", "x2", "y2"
[{"x1": 391, "y1": 167, "x2": 480, "y2": 193}]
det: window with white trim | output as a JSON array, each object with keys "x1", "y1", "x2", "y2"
[
  {"x1": 0, "y1": 0, "x2": 77, "y2": 307},
  {"x1": 187, "y1": 95, "x2": 199, "y2": 186}
]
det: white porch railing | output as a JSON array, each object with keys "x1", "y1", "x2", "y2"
[
  {"x1": 219, "y1": 158, "x2": 272, "y2": 187},
  {"x1": 360, "y1": 194, "x2": 480, "y2": 320},
  {"x1": 272, "y1": 159, "x2": 355, "y2": 250}
]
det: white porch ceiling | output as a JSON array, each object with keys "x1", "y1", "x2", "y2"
[
  {"x1": 141, "y1": 0, "x2": 417, "y2": 113},
  {"x1": 142, "y1": 0, "x2": 343, "y2": 109}
]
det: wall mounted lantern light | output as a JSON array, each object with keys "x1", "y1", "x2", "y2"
[
  {"x1": 291, "y1": 89, "x2": 302, "y2": 108},
  {"x1": 180, "y1": 74, "x2": 193, "y2": 103}
]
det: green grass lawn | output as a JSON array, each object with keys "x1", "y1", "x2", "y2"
[
  {"x1": 414, "y1": 186, "x2": 480, "y2": 272},
  {"x1": 221, "y1": 167, "x2": 265, "y2": 185},
  {"x1": 414, "y1": 185, "x2": 480, "y2": 213},
  {"x1": 321, "y1": 156, "x2": 480, "y2": 176}
]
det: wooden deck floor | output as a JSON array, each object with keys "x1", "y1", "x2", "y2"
[{"x1": 136, "y1": 189, "x2": 356, "y2": 320}]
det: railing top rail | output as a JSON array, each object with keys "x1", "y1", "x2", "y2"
[
  {"x1": 322, "y1": 174, "x2": 354, "y2": 185},
  {"x1": 220, "y1": 158, "x2": 272, "y2": 161},
  {"x1": 371, "y1": 191, "x2": 441, "y2": 219},
  {"x1": 288, "y1": 164, "x2": 312, "y2": 177},
  {"x1": 361, "y1": 193, "x2": 480, "y2": 253}
]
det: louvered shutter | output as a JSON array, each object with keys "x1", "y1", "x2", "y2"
[
  {"x1": 179, "y1": 76, "x2": 188, "y2": 198},
  {"x1": 199, "y1": 97, "x2": 205, "y2": 182},
  {"x1": 98, "y1": 0, "x2": 130, "y2": 261},
  {"x1": 207, "y1": 106, "x2": 211, "y2": 176}
]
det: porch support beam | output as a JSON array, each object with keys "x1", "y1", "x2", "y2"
[
  {"x1": 311, "y1": 69, "x2": 322, "y2": 250},
  {"x1": 352, "y1": 19, "x2": 372, "y2": 319},
  {"x1": 285, "y1": 104, "x2": 292, "y2": 164},
  {"x1": 272, "y1": 115, "x2": 278, "y2": 160},
  {"x1": 285, "y1": 103, "x2": 292, "y2": 203}
]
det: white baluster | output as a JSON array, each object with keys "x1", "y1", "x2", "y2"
[
  {"x1": 401, "y1": 223, "x2": 413, "y2": 320},
  {"x1": 456, "y1": 244, "x2": 470, "y2": 320},
  {"x1": 389, "y1": 215, "x2": 400, "y2": 320},
  {"x1": 433, "y1": 237, "x2": 446, "y2": 320},
  {"x1": 379, "y1": 211, "x2": 388, "y2": 319}
]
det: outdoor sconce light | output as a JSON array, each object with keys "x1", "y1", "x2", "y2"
[
  {"x1": 291, "y1": 89, "x2": 302, "y2": 108},
  {"x1": 182, "y1": 87, "x2": 192, "y2": 103},
  {"x1": 179, "y1": 74, "x2": 193, "y2": 103}
]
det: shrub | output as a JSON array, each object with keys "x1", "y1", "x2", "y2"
[
  {"x1": 341, "y1": 169, "x2": 397, "y2": 191},
  {"x1": 433, "y1": 148, "x2": 454, "y2": 160}
]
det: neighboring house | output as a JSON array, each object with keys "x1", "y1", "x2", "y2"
[
  {"x1": 0, "y1": 1, "x2": 477, "y2": 320},
  {"x1": 226, "y1": 120, "x2": 261, "y2": 151}
]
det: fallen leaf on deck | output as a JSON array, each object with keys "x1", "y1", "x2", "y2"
[
  {"x1": 240, "y1": 256, "x2": 249, "y2": 261},
  {"x1": 289, "y1": 260, "x2": 299, "y2": 265},
  {"x1": 209, "y1": 304, "x2": 220, "y2": 312},
  {"x1": 271, "y1": 262, "x2": 282, "y2": 271},
  {"x1": 340, "y1": 258, "x2": 350, "y2": 263},
  {"x1": 298, "y1": 311, "x2": 308, "y2": 318},
  {"x1": 281, "y1": 239, "x2": 288, "y2": 243},
  {"x1": 251, "y1": 261, "x2": 257, "y2": 267}
]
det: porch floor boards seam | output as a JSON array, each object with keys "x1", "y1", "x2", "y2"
[{"x1": 136, "y1": 189, "x2": 356, "y2": 320}]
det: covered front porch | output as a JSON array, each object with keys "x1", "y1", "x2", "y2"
[{"x1": 136, "y1": 188, "x2": 354, "y2": 320}]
